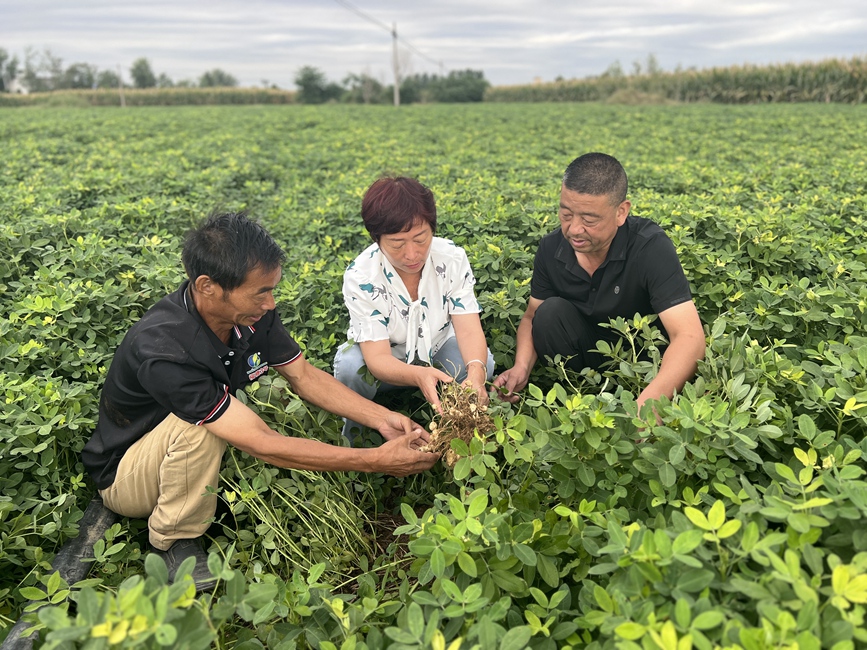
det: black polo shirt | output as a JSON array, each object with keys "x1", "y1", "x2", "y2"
[
  {"x1": 531, "y1": 215, "x2": 692, "y2": 340},
  {"x1": 82, "y1": 280, "x2": 302, "y2": 489}
]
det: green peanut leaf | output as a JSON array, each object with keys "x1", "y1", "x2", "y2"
[
  {"x1": 707, "y1": 500, "x2": 726, "y2": 530},
  {"x1": 684, "y1": 507, "x2": 712, "y2": 531},
  {"x1": 457, "y1": 552, "x2": 477, "y2": 577},
  {"x1": 615, "y1": 622, "x2": 646, "y2": 640}
]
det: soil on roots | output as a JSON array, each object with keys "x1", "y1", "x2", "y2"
[{"x1": 419, "y1": 382, "x2": 495, "y2": 468}]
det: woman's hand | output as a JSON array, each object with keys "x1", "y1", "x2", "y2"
[
  {"x1": 461, "y1": 363, "x2": 489, "y2": 407},
  {"x1": 413, "y1": 366, "x2": 453, "y2": 412}
]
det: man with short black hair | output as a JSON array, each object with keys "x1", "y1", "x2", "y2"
[
  {"x1": 83, "y1": 212, "x2": 438, "y2": 589},
  {"x1": 493, "y1": 153, "x2": 705, "y2": 411}
]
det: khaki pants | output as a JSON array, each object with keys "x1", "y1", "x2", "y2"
[{"x1": 100, "y1": 413, "x2": 227, "y2": 551}]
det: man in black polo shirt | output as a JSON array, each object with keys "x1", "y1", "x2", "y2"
[
  {"x1": 82, "y1": 212, "x2": 437, "y2": 587},
  {"x1": 493, "y1": 153, "x2": 705, "y2": 413}
]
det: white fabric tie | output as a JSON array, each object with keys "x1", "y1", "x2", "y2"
[{"x1": 404, "y1": 300, "x2": 433, "y2": 365}]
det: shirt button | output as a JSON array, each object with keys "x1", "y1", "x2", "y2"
[
  {"x1": 224, "y1": 360, "x2": 231, "y2": 366},
  {"x1": 228, "y1": 351, "x2": 234, "y2": 356}
]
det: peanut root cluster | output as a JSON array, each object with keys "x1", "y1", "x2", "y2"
[{"x1": 419, "y1": 382, "x2": 495, "y2": 468}]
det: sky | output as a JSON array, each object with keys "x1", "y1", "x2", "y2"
[{"x1": 3, "y1": 0, "x2": 866, "y2": 88}]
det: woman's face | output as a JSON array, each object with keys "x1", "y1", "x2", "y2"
[{"x1": 378, "y1": 220, "x2": 434, "y2": 277}]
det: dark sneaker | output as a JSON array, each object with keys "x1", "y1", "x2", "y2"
[{"x1": 151, "y1": 538, "x2": 215, "y2": 593}]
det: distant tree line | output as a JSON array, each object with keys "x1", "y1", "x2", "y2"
[
  {"x1": 294, "y1": 66, "x2": 489, "y2": 104},
  {"x1": 0, "y1": 47, "x2": 239, "y2": 93}
]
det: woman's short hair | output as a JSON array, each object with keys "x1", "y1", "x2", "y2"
[
  {"x1": 182, "y1": 211, "x2": 285, "y2": 291},
  {"x1": 361, "y1": 177, "x2": 437, "y2": 241}
]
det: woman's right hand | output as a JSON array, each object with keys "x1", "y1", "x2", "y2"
[{"x1": 413, "y1": 366, "x2": 454, "y2": 412}]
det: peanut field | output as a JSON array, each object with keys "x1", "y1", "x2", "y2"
[{"x1": 1, "y1": 103, "x2": 867, "y2": 649}]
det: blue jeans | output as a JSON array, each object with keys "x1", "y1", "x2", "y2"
[{"x1": 333, "y1": 336, "x2": 495, "y2": 442}]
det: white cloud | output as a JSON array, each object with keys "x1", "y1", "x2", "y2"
[{"x1": 3, "y1": 0, "x2": 865, "y2": 87}]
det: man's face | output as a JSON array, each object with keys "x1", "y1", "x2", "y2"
[
  {"x1": 558, "y1": 185, "x2": 630, "y2": 258},
  {"x1": 216, "y1": 265, "x2": 282, "y2": 327}
]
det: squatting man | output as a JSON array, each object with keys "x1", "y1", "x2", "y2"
[
  {"x1": 82, "y1": 213, "x2": 439, "y2": 588},
  {"x1": 493, "y1": 152, "x2": 706, "y2": 416}
]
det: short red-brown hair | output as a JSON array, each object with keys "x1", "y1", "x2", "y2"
[{"x1": 361, "y1": 176, "x2": 437, "y2": 241}]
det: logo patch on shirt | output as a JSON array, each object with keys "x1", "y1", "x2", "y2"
[{"x1": 247, "y1": 352, "x2": 268, "y2": 380}]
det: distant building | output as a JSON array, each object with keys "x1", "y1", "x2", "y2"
[{"x1": 8, "y1": 78, "x2": 28, "y2": 94}]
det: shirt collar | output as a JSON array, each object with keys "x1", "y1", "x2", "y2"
[
  {"x1": 554, "y1": 218, "x2": 630, "y2": 271},
  {"x1": 181, "y1": 281, "x2": 251, "y2": 356},
  {"x1": 606, "y1": 218, "x2": 630, "y2": 263}
]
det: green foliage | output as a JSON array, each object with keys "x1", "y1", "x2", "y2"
[
  {"x1": 199, "y1": 68, "x2": 238, "y2": 88},
  {"x1": 61, "y1": 63, "x2": 98, "y2": 90},
  {"x1": 294, "y1": 66, "x2": 343, "y2": 105},
  {"x1": 427, "y1": 70, "x2": 489, "y2": 103},
  {"x1": 95, "y1": 69, "x2": 121, "y2": 89},
  {"x1": 399, "y1": 70, "x2": 489, "y2": 104},
  {"x1": 343, "y1": 73, "x2": 389, "y2": 105},
  {"x1": 1, "y1": 103, "x2": 866, "y2": 648},
  {"x1": 129, "y1": 58, "x2": 157, "y2": 89}
]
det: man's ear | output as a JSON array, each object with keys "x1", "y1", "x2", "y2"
[
  {"x1": 616, "y1": 200, "x2": 631, "y2": 226},
  {"x1": 193, "y1": 275, "x2": 219, "y2": 298}
]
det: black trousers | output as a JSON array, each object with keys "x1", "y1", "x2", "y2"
[{"x1": 531, "y1": 297, "x2": 607, "y2": 371}]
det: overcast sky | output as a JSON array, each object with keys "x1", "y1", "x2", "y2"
[{"x1": 3, "y1": 0, "x2": 866, "y2": 88}]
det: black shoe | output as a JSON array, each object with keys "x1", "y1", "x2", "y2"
[{"x1": 151, "y1": 538, "x2": 215, "y2": 593}]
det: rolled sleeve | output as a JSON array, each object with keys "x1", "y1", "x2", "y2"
[
  {"x1": 266, "y1": 311, "x2": 303, "y2": 366},
  {"x1": 446, "y1": 248, "x2": 481, "y2": 315},
  {"x1": 343, "y1": 271, "x2": 391, "y2": 343}
]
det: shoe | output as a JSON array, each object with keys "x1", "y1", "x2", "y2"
[{"x1": 151, "y1": 538, "x2": 215, "y2": 593}]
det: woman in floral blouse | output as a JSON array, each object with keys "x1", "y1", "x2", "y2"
[{"x1": 334, "y1": 176, "x2": 494, "y2": 441}]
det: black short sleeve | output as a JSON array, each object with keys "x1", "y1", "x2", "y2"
[
  {"x1": 639, "y1": 234, "x2": 692, "y2": 313},
  {"x1": 530, "y1": 233, "x2": 559, "y2": 300},
  {"x1": 266, "y1": 310, "x2": 302, "y2": 366}
]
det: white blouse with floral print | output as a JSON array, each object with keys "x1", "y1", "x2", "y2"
[{"x1": 342, "y1": 237, "x2": 481, "y2": 364}]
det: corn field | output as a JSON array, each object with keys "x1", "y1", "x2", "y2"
[{"x1": 486, "y1": 56, "x2": 867, "y2": 104}]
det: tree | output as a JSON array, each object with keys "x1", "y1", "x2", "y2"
[
  {"x1": 62, "y1": 63, "x2": 97, "y2": 89},
  {"x1": 0, "y1": 49, "x2": 19, "y2": 92},
  {"x1": 21, "y1": 47, "x2": 63, "y2": 92},
  {"x1": 199, "y1": 69, "x2": 238, "y2": 88},
  {"x1": 428, "y1": 69, "x2": 489, "y2": 102},
  {"x1": 601, "y1": 60, "x2": 625, "y2": 79},
  {"x1": 343, "y1": 72, "x2": 386, "y2": 104},
  {"x1": 96, "y1": 69, "x2": 121, "y2": 89},
  {"x1": 0, "y1": 49, "x2": 9, "y2": 91},
  {"x1": 399, "y1": 72, "x2": 436, "y2": 104},
  {"x1": 294, "y1": 66, "x2": 342, "y2": 104},
  {"x1": 130, "y1": 58, "x2": 156, "y2": 89},
  {"x1": 157, "y1": 73, "x2": 174, "y2": 88}
]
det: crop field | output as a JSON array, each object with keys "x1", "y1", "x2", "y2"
[{"x1": 1, "y1": 102, "x2": 867, "y2": 649}]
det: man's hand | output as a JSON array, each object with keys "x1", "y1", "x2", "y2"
[
  {"x1": 414, "y1": 366, "x2": 454, "y2": 412},
  {"x1": 374, "y1": 430, "x2": 440, "y2": 476},
  {"x1": 492, "y1": 366, "x2": 529, "y2": 404},
  {"x1": 377, "y1": 411, "x2": 431, "y2": 443}
]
